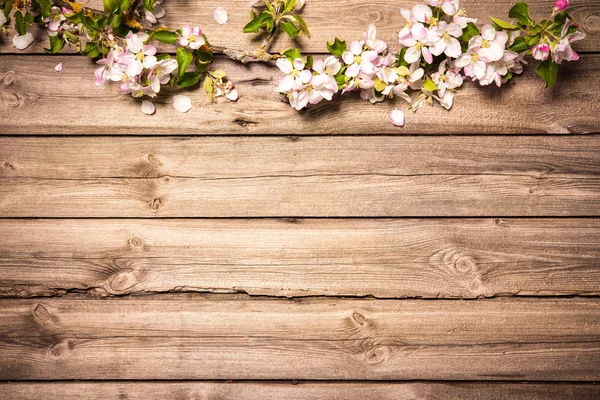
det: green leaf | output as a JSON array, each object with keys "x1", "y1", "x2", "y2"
[
  {"x1": 154, "y1": 30, "x2": 178, "y2": 44},
  {"x1": 203, "y1": 76, "x2": 215, "y2": 98},
  {"x1": 536, "y1": 59, "x2": 558, "y2": 88},
  {"x1": 81, "y1": 41, "x2": 101, "y2": 58},
  {"x1": 142, "y1": 0, "x2": 155, "y2": 12},
  {"x1": 194, "y1": 46, "x2": 214, "y2": 73},
  {"x1": 293, "y1": 14, "x2": 310, "y2": 37},
  {"x1": 14, "y1": 12, "x2": 26, "y2": 36},
  {"x1": 423, "y1": 78, "x2": 439, "y2": 93},
  {"x1": 176, "y1": 47, "x2": 194, "y2": 77},
  {"x1": 115, "y1": 0, "x2": 130, "y2": 13},
  {"x1": 524, "y1": 34, "x2": 540, "y2": 46},
  {"x1": 24, "y1": 11, "x2": 33, "y2": 23},
  {"x1": 103, "y1": 0, "x2": 116, "y2": 13},
  {"x1": 306, "y1": 54, "x2": 314, "y2": 70},
  {"x1": 177, "y1": 72, "x2": 200, "y2": 87},
  {"x1": 243, "y1": 11, "x2": 273, "y2": 33},
  {"x1": 280, "y1": 20, "x2": 300, "y2": 37},
  {"x1": 490, "y1": 16, "x2": 518, "y2": 30},
  {"x1": 44, "y1": 34, "x2": 65, "y2": 54},
  {"x1": 509, "y1": 2, "x2": 533, "y2": 26},
  {"x1": 282, "y1": 48, "x2": 301, "y2": 61},
  {"x1": 156, "y1": 53, "x2": 172, "y2": 61},
  {"x1": 508, "y1": 36, "x2": 529, "y2": 53},
  {"x1": 326, "y1": 37, "x2": 347, "y2": 57},
  {"x1": 3, "y1": 1, "x2": 15, "y2": 17},
  {"x1": 37, "y1": 0, "x2": 53, "y2": 18}
]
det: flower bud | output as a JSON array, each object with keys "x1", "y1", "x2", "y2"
[
  {"x1": 532, "y1": 43, "x2": 550, "y2": 61},
  {"x1": 554, "y1": 0, "x2": 569, "y2": 12}
]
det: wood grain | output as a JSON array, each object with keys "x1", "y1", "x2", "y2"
[
  {"x1": 0, "y1": 0, "x2": 597, "y2": 54},
  {"x1": 0, "y1": 296, "x2": 599, "y2": 380},
  {"x1": 0, "y1": 136, "x2": 598, "y2": 216},
  {"x1": 1, "y1": 218, "x2": 599, "y2": 298},
  {"x1": 1, "y1": 54, "x2": 599, "y2": 134},
  {"x1": 2, "y1": 381, "x2": 600, "y2": 400}
]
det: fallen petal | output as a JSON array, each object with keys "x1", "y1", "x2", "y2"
[
  {"x1": 390, "y1": 109, "x2": 405, "y2": 127},
  {"x1": 141, "y1": 100, "x2": 156, "y2": 115},
  {"x1": 172, "y1": 95, "x2": 192, "y2": 113},
  {"x1": 13, "y1": 32, "x2": 34, "y2": 50},
  {"x1": 214, "y1": 7, "x2": 229, "y2": 24},
  {"x1": 54, "y1": 63, "x2": 63, "y2": 72}
]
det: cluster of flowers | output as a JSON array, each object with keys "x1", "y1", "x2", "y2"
[
  {"x1": 94, "y1": 24, "x2": 238, "y2": 114},
  {"x1": 275, "y1": 0, "x2": 584, "y2": 125}
]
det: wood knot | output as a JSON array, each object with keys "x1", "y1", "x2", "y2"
[
  {"x1": 129, "y1": 236, "x2": 144, "y2": 248},
  {"x1": 584, "y1": 14, "x2": 600, "y2": 34},
  {"x1": 2, "y1": 71, "x2": 15, "y2": 86},
  {"x1": 3, "y1": 161, "x2": 16, "y2": 171},
  {"x1": 467, "y1": 275, "x2": 486, "y2": 295},
  {"x1": 352, "y1": 311, "x2": 366, "y2": 326},
  {"x1": 364, "y1": 345, "x2": 390, "y2": 365},
  {"x1": 159, "y1": 175, "x2": 171, "y2": 185},
  {"x1": 1, "y1": 91, "x2": 21, "y2": 107},
  {"x1": 529, "y1": 188, "x2": 535, "y2": 194},
  {"x1": 33, "y1": 304, "x2": 50, "y2": 322},
  {"x1": 454, "y1": 256, "x2": 477, "y2": 273},
  {"x1": 49, "y1": 339, "x2": 74, "y2": 359},
  {"x1": 110, "y1": 269, "x2": 140, "y2": 293},
  {"x1": 147, "y1": 154, "x2": 163, "y2": 167},
  {"x1": 367, "y1": 10, "x2": 382, "y2": 23},
  {"x1": 150, "y1": 197, "x2": 162, "y2": 211}
]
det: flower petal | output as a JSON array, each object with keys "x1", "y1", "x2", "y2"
[
  {"x1": 141, "y1": 100, "x2": 156, "y2": 115},
  {"x1": 54, "y1": 63, "x2": 63, "y2": 72},
  {"x1": 390, "y1": 109, "x2": 405, "y2": 127},
  {"x1": 214, "y1": 7, "x2": 229, "y2": 24},
  {"x1": 172, "y1": 95, "x2": 192, "y2": 113},
  {"x1": 13, "y1": 33, "x2": 34, "y2": 50}
]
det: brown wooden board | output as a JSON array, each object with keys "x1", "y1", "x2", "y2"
[
  {"x1": 0, "y1": 136, "x2": 599, "y2": 216},
  {"x1": 1, "y1": 218, "x2": 599, "y2": 298},
  {"x1": 1, "y1": 55, "x2": 599, "y2": 134},
  {"x1": 0, "y1": 0, "x2": 598, "y2": 54},
  {"x1": 1, "y1": 381, "x2": 600, "y2": 400},
  {"x1": 0, "y1": 296, "x2": 599, "y2": 380}
]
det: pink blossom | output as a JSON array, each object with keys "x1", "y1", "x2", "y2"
[
  {"x1": 554, "y1": 0, "x2": 569, "y2": 12},
  {"x1": 178, "y1": 25, "x2": 206, "y2": 50},
  {"x1": 532, "y1": 43, "x2": 550, "y2": 61}
]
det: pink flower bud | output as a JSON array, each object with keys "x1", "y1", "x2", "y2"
[
  {"x1": 532, "y1": 43, "x2": 550, "y2": 61},
  {"x1": 554, "y1": 0, "x2": 569, "y2": 12}
]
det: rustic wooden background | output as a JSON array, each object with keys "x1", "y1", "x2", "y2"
[{"x1": 1, "y1": 0, "x2": 600, "y2": 398}]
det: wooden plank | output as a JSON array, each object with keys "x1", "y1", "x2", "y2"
[
  {"x1": 1, "y1": 0, "x2": 598, "y2": 53},
  {"x1": 1, "y1": 55, "x2": 599, "y2": 134},
  {"x1": 0, "y1": 296, "x2": 599, "y2": 380},
  {"x1": 2, "y1": 381, "x2": 600, "y2": 400},
  {"x1": 0, "y1": 136, "x2": 599, "y2": 217},
  {"x1": 1, "y1": 218, "x2": 599, "y2": 298}
]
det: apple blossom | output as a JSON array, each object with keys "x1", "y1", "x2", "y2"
[
  {"x1": 178, "y1": 25, "x2": 206, "y2": 50},
  {"x1": 120, "y1": 31, "x2": 157, "y2": 76},
  {"x1": 144, "y1": 2, "x2": 166, "y2": 24},
  {"x1": 469, "y1": 25, "x2": 509, "y2": 62},
  {"x1": 532, "y1": 43, "x2": 550, "y2": 61},
  {"x1": 430, "y1": 21, "x2": 463, "y2": 58},
  {"x1": 552, "y1": 18, "x2": 585, "y2": 64}
]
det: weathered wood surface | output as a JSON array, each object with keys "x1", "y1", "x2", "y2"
[
  {"x1": 1, "y1": 55, "x2": 599, "y2": 134},
  {"x1": 2, "y1": 381, "x2": 600, "y2": 400},
  {"x1": 1, "y1": 296, "x2": 599, "y2": 380},
  {"x1": 1, "y1": 219, "x2": 599, "y2": 298},
  {"x1": 0, "y1": 0, "x2": 598, "y2": 54},
  {"x1": 1, "y1": 136, "x2": 598, "y2": 216}
]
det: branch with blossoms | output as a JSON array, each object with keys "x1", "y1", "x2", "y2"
[{"x1": 0, "y1": 0, "x2": 585, "y2": 124}]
